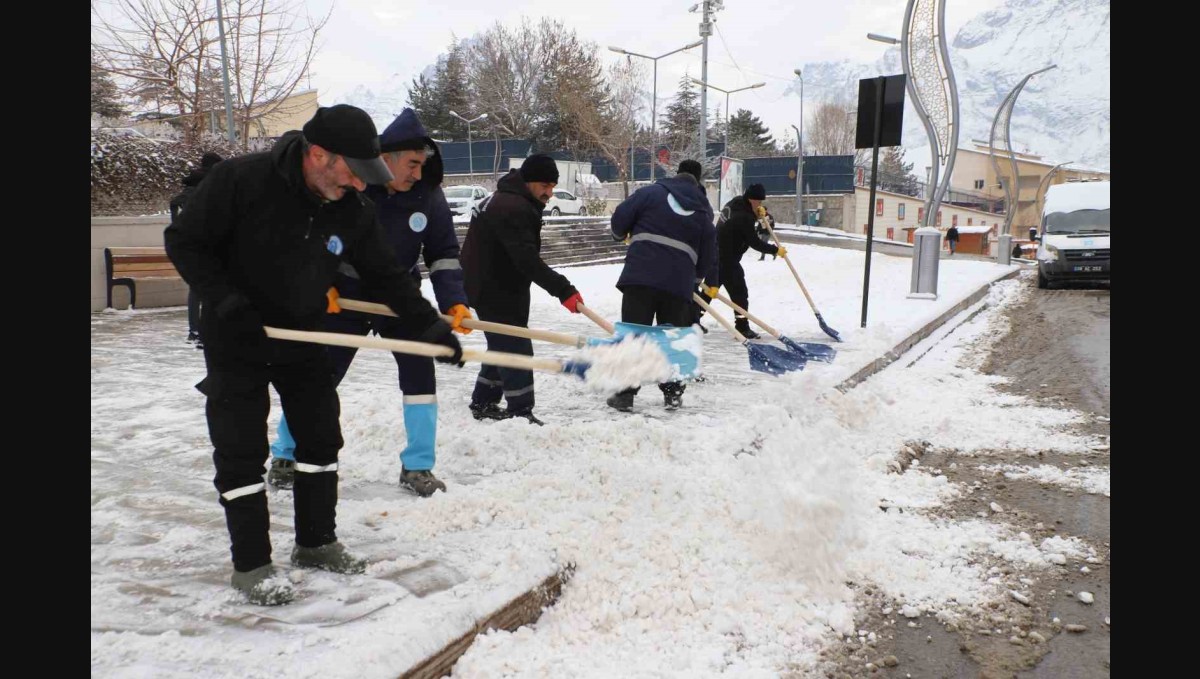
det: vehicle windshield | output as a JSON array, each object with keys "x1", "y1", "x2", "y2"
[
  {"x1": 1043, "y1": 209, "x2": 1110, "y2": 235},
  {"x1": 444, "y1": 187, "x2": 474, "y2": 199}
]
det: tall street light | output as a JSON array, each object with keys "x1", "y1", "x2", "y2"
[
  {"x1": 689, "y1": 78, "x2": 764, "y2": 156},
  {"x1": 214, "y1": 0, "x2": 236, "y2": 145},
  {"x1": 793, "y1": 68, "x2": 805, "y2": 230},
  {"x1": 449, "y1": 110, "x2": 488, "y2": 179},
  {"x1": 608, "y1": 39, "x2": 702, "y2": 182}
]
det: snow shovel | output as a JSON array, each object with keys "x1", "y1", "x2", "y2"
[
  {"x1": 692, "y1": 294, "x2": 806, "y2": 376},
  {"x1": 758, "y1": 216, "x2": 842, "y2": 341},
  {"x1": 264, "y1": 327, "x2": 587, "y2": 380},
  {"x1": 332, "y1": 297, "x2": 701, "y2": 381},
  {"x1": 711, "y1": 291, "x2": 837, "y2": 363}
]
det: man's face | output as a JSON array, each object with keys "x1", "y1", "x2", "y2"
[
  {"x1": 527, "y1": 181, "x2": 556, "y2": 205},
  {"x1": 384, "y1": 150, "x2": 426, "y2": 192},
  {"x1": 749, "y1": 198, "x2": 763, "y2": 211},
  {"x1": 305, "y1": 146, "x2": 366, "y2": 201}
]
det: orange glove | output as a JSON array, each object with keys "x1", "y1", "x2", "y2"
[
  {"x1": 447, "y1": 304, "x2": 473, "y2": 334},
  {"x1": 754, "y1": 205, "x2": 767, "y2": 219},
  {"x1": 326, "y1": 287, "x2": 341, "y2": 314}
]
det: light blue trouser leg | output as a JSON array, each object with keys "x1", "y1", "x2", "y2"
[
  {"x1": 401, "y1": 398, "x2": 437, "y2": 471},
  {"x1": 270, "y1": 414, "x2": 296, "y2": 461}
]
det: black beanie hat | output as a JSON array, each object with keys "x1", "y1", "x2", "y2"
[
  {"x1": 302, "y1": 104, "x2": 393, "y2": 186},
  {"x1": 200, "y1": 152, "x2": 224, "y2": 169},
  {"x1": 744, "y1": 183, "x2": 766, "y2": 200},
  {"x1": 677, "y1": 159, "x2": 703, "y2": 182},
  {"x1": 520, "y1": 154, "x2": 559, "y2": 183}
]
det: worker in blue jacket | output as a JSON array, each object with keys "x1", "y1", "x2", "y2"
[
  {"x1": 267, "y1": 108, "x2": 472, "y2": 497},
  {"x1": 606, "y1": 159, "x2": 717, "y2": 412}
]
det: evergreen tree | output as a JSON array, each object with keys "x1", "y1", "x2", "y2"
[
  {"x1": 91, "y1": 55, "x2": 126, "y2": 119},
  {"x1": 879, "y1": 146, "x2": 920, "y2": 196},
  {"x1": 726, "y1": 108, "x2": 774, "y2": 157},
  {"x1": 407, "y1": 39, "x2": 470, "y2": 140},
  {"x1": 660, "y1": 76, "x2": 701, "y2": 151}
]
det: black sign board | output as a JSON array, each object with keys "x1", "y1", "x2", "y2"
[{"x1": 855, "y1": 74, "x2": 906, "y2": 149}]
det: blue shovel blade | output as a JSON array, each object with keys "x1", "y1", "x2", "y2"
[
  {"x1": 747, "y1": 342, "x2": 807, "y2": 375},
  {"x1": 779, "y1": 335, "x2": 837, "y2": 363},
  {"x1": 583, "y1": 322, "x2": 702, "y2": 380}
]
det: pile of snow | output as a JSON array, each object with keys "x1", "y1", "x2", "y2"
[{"x1": 576, "y1": 335, "x2": 673, "y2": 392}]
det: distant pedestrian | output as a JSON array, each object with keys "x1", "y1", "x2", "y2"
[
  {"x1": 946, "y1": 225, "x2": 960, "y2": 255},
  {"x1": 169, "y1": 151, "x2": 224, "y2": 348}
]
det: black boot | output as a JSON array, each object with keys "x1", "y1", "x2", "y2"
[
  {"x1": 735, "y1": 318, "x2": 761, "y2": 340},
  {"x1": 470, "y1": 402, "x2": 511, "y2": 421},
  {"x1": 606, "y1": 392, "x2": 634, "y2": 412}
]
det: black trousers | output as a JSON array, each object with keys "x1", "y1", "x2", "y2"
[
  {"x1": 618, "y1": 285, "x2": 691, "y2": 398},
  {"x1": 187, "y1": 288, "x2": 202, "y2": 335},
  {"x1": 720, "y1": 259, "x2": 751, "y2": 320},
  {"x1": 199, "y1": 347, "x2": 343, "y2": 572},
  {"x1": 470, "y1": 292, "x2": 535, "y2": 414}
]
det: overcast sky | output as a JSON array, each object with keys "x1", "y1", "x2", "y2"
[{"x1": 97, "y1": 0, "x2": 1006, "y2": 144}]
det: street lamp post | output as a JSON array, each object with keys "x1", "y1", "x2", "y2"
[
  {"x1": 688, "y1": 78, "x2": 765, "y2": 156},
  {"x1": 989, "y1": 65, "x2": 1057, "y2": 238},
  {"x1": 793, "y1": 68, "x2": 805, "y2": 229},
  {"x1": 608, "y1": 40, "x2": 702, "y2": 182},
  {"x1": 449, "y1": 110, "x2": 488, "y2": 179},
  {"x1": 214, "y1": 0, "x2": 236, "y2": 145}
]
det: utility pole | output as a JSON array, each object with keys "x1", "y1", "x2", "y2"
[
  {"x1": 691, "y1": 1, "x2": 722, "y2": 164},
  {"x1": 215, "y1": 0, "x2": 236, "y2": 145}
]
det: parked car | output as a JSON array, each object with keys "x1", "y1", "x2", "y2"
[
  {"x1": 444, "y1": 185, "x2": 490, "y2": 217},
  {"x1": 543, "y1": 189, "x2": 586, "y2": 216}
]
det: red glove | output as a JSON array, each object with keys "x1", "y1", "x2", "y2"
[{"x1": 562, "y1": 292, "x2": 584, "y2": 313}]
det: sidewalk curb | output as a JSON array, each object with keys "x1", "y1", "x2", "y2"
[{"x1": 835, "y1": 267, "x2": 1023, "y2": 393}]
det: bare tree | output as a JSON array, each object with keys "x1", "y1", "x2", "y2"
[
  {"x1": 805, "y1": 96, "x2": 859, "y2": 157},
  {"x1": 465, "y1": 19, "x2": 544, "y2": 141},
  {"x1": 559, "y1": 59, "x2": 646, "y2": 198},
  {"x1": 92, "y1": 0, "x2": 328, "y2": 146}
]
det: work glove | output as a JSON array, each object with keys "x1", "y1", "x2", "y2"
[
  {"x1": 775, "y1": 246, "x2": 788, "y2": 258},
  {"x1": 623, "y1": 234, "x2": 632, "y2": 245},
  {"x1": 214, "y1": 292, "x2": 265, "y2": 340},
  {"x1": 559, "y1": 286, "x2": 583, "y2": 313},
  {"x1": 326, "y1": 287, "x2": 341, "y2": 314},
  {"x1": 418, "y1": 320, "x2": 464, "y2": 367},
  {"x1": 755, "y1": 205, "x2": 767, "y2": 219},
  {"x1": 702, "y1": 285, "x2": 720, "y2": 299},
  {"x1": 446, "y1": 304, "x2": 473, "y2": 335}
]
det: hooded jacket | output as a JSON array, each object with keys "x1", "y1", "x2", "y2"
[
  {"x1": 336, "y1": 109, "x2": 467, "y2": 313},
  {"x1": 164, "y1": 131, "x2": 443, "y2": 359},
  {"x1": 610, "y1": 173, "x2": 717, "y2": 300},
  {"x1": 168, "y1": 166, "x2": 213, "y2": 221},
  {"x1": 460, "y1": 169, "x2": 575, "y2": 309},
  {"x1": 717, "y1": 196, "x2": 779, "y2": 266}
]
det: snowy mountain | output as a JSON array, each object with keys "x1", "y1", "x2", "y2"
[{"x1": 794, "y1": 0, "x2": 1110, "y2": 171}]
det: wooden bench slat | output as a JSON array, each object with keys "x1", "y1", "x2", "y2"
[
  {"x1": 111, "y1": 256, "x2": 174, "y2": 266},
  {"x1": 120, "y1": 271, "x2": 183, "y2": 280},
  {"x1": 106, "y1": 247, "x2": 169, "y2": 256},
  {"x1": 113, "y1": 263, "x2": 180, "y2": 274}
]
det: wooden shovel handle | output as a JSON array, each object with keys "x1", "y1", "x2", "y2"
[
  {"x1": 693, "y1": 293, "x2": 747, "y2": 342},
  {"x1": 759, "y1": 217, "x2": 819, "y2": 312},
  {"x1": 336, "y1": 297, "x2": 589, "y2": 348},
  {"x1": 263, "y1": 326, "x2": 567, "y2": 373},
  {"x1": 712, "y1": 291, "x2": 780, "y2": 339},
  {"x1": 576, "y1": 302, "x2": 616, "y2": 334}
]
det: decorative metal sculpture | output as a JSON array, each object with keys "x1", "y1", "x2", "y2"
[
  {"x1": 1035, "y1": 160, "x2": 1072, "y2": 221},
  {"x1": 989, "y1": 65, "x2": 1057, "y2": 235},
  {"x1": 900, "y1": 0, "x2": 959, "y2": 226}
]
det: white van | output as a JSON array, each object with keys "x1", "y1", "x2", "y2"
[{"x1": 1036, "y1": 180, "x2": 1110, "y2": 289}]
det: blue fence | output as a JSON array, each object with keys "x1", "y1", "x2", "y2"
[{"x1": 438, "y1": 139, "x2": 534, "y2": 175}]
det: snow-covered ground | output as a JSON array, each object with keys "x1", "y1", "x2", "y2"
[{"x1": 91, "y1": 245, "x2": 1104, "y2": 677}]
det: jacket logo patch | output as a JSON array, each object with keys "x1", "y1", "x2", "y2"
[
  {"x1": 326, "y1": 235, "x2": 344, "y2": 256},
  {"x1": 409, "y1": 212, "x2": 428, "y2": 232},
  {"x1": 667, "y1": 194, "x2": 695, "y2": 216}
]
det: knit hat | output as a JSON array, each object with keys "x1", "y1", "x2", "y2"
[
  {"x1": 744, "y1": 183, "x2": 766, "y2": 200},
  {"x1": 200, "y1": 152, "x2": 224, "y2": 169},
  {"x1": 519, "y1": 154, "x2": 559, "y2": 183},
  {"x1": 677, "y1": 159, "x2": 703, "y2": 182},
  {"x1": 302, "y1": 104, "x2": 393, "y2": 186}
]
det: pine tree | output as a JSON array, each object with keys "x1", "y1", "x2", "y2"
[
  {"x1": 726, "y1": 109, "x2": 774, "y2": 157},
  {"x1": 660, "y1": 76, "x2": 701, "y2": 151},
  {"x1": 407, "y1": 39, "x2": 470, "y2": 140},
  {"x1": 879, "y1": 146, "x2": 920, "y2": 196},
  {"x1": 91, "y1": 55, "x2": 126, "y2": 119}
]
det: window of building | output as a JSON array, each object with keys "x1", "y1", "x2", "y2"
[
  {"x1": 897, "y1": 203, "x2": 905, "y2": 220},
  {"x1": 974, "y1": 179, "x2": 985, "y2": 189},
  {"x1": 876, "y1": 198, "x2": 884, "y2": 216}
]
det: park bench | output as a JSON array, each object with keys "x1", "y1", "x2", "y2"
[{"x1": 104, "y1": 246, "x2": 182, "y2": 309}]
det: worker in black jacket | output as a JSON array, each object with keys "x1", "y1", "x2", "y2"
[
  {"x1": 716, "y1": 183, "x2": 786, "y2": 339},
  {"x1": 460, "y1": 155, "x2": 582, "y2": 425},
  {"x1": 169, "y1": 151, "x2": 224, "y2": 347},
  {"x1": 164, "y1": 104, "x2": 463, "y2": 606}
]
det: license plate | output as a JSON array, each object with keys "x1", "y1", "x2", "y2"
[{"x1": 1073, "y1": 266, "x2": 1102, "y2": 272}]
